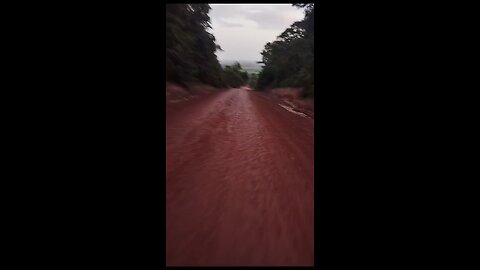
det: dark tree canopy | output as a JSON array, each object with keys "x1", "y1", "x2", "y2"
[
  {"x1": 166, "y1": 4, "x2": 248, "y2": 88},
  {"x1": 256, "y1": 4, "x2": 314, "y2": 97}
]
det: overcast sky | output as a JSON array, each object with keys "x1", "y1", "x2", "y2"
[{"x1": 209, "y1": 4, "x2": 304, "y2": 62}]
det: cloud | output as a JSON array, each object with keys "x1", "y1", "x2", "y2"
[
  {"x1": 217, "y1": 19, "x2": 244, "y2": 28},
  {"x1": 215, "y1": 17, "x2": 258, "y2": 28},
  {"x1": 210, "y1": 4, "x2": 303, "y2": 30},
  {"x1": 209, "y1": 4, "x2": 305, "y2": 61},
  {"x1": 244, "y1": 10, "x2": 294, "y2": 30}
]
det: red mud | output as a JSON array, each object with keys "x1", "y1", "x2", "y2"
[
  {"x1": 267, "y1": 87, "x2": 315, "y2": 119},
  {"x1": 166, "y1": 86, "x2": 314, "y2": 266},
  {"x1": 166, "y1": 82, "x2": 224, "y2": 104}
]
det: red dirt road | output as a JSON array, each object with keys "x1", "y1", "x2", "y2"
[{"x1": 166, "y1": 87, "x2": 314, "y2": 266}]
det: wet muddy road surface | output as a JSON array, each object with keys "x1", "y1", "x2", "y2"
[{"x1": 166, "y1": 87, "x2": 314, "y2": 266}]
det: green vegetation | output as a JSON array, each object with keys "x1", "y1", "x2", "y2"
[
  {"x1": 166, "y1": 4, "x2": 248, "y2": 88},
  {"x1": 222, "y1": 62, "x2": 250, "y2": 88},
  {"x1": 256, "y1": 4, "x2": 314, "y2": 97},
  {"x1": 248, "y1": 73, "x2": 258, "y2": 88}
]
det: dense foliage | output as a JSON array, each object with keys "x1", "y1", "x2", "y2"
[
  {"x1": 256, "y1": 4, "x2": 314, "y2": 97},
  {"x1": 222, "y1": 62, "x2": 249, "y2": 88},
  {"x1": 166, "y1": 4, "x2": 248, "y2": 88},
  {"x1": 248, "y1": 73, "x2": 258, "y2": 88}
]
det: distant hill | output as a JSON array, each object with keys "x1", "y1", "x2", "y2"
[{"x1": 220, "y1": 60, "x2": 264, "y2": 74}]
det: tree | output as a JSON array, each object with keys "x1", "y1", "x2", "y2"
[
  {"x1": 256, "y1": 4, "x2": 314, "y2": 97},
  {"x1": 222, "y1": 62, "x2": 249, "y2": 88},
  {"x1": 248, "y1": 73, "x2": 258, "y2": 89},
  {"x1": 166, "y1": 4, "x2": 226, "y2": 87}
]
